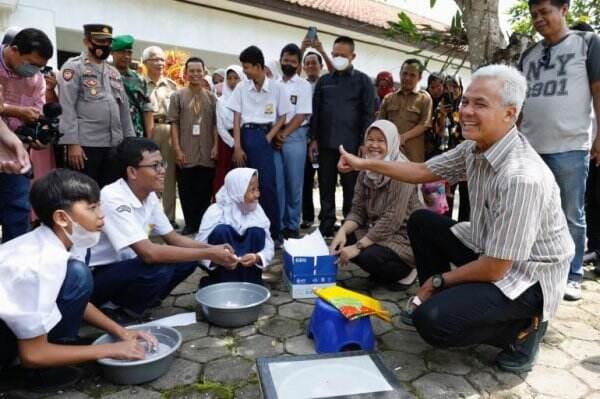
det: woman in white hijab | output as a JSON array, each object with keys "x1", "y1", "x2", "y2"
[
  {"x1": 197, "y1": 168, "x2": 274, "y2": 287},
  {"x1": 329, "y1": 120, "x2": 423, "y2": 290},
  {"x1": 212, "y1": 65, "x2": 247, "y2": 197},
  {"x1": 265, "y1": 59, "x2": 282, "y2": 81}
]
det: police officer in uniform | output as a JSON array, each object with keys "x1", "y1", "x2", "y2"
[{"x1": 58, "y1": 24, "x2": 135, "y2": 187}]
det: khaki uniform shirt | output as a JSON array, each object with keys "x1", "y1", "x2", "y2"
[
  {"x1": 146, "y1": 76, "x2": 177, "y2": 121},
  {"x1": 58, "y1": 51, "x2": 135, "y2": 147},
  {"x1": 167, "y1": 87, "x2": 216, "y2": 168},
  {"x1": 379, "y1": 89, "x2": 432, "y2": 162}
]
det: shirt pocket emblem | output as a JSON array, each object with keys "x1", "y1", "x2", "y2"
[
  {"x1": 290, "y1": 95, "x2": 297, "y2": 105},
  {"x1": 264, "y1": 103, "x2": 274, "y2": 115}
]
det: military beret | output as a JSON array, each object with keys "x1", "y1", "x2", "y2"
[
  {"x1": 112, "y1": 35, "x2": 134, "y2": 52},
  {"x1": 83, "y1": 24, "x2": 112, "y2": 39}
]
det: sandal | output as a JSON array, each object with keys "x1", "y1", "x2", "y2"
[{"x1": 400, "y1": 295, "x2": 421, "y2": 326}]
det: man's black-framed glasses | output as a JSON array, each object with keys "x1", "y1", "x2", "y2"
[
  {"x1": 136, "y1": 160, "x2": 167, "y2": 172},
  {"x1": 539, "y1": 46, "x2": 551, "y2": 68}
]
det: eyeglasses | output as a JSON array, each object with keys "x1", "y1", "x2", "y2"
[
  {"x1": 136, "y1": 161, "x2": 167, "y2": 172},
  {"x1": 538, "y1": 46, "x2": 551, "y2": 68}
]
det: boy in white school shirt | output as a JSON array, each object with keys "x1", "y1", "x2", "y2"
[
  {"x1": 0, "y1": 169, "x2": 155, "y2": 390},
  {"x1": 227, "y1": 45, "x2": 292, "y2": 244}
]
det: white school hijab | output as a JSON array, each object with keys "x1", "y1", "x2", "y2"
[
  {"x1": 197, "y1": 168, "x2": 270, "y2": 239},
  {"x1": 216, "y1": 65, "x2": 247, "y2": 147}
]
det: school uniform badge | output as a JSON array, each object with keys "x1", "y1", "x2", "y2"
[
  {"x1": 63, "y1": 69, "x2": 74, "y2": 81},
  {"x1": 290, "y1": 95, "x2": 297, "y2": 105},
  {"x1": 116, "y1": 205, "x2": 132, "y2": 213},
  {"x1": 265, "y1": 103, "x2": 274, "y2": 115}
]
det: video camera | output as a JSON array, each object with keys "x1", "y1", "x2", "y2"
[{"x1": 15, "y1": 103, "x2": 62, "y2": 145}]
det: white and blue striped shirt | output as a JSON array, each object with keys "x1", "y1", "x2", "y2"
[{"x1": 426, "y1": 127, "x2": 574, "y2": 320}]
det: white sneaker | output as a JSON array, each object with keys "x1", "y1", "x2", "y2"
[{"x1": 563, "y1": 280, "x2": 582, "y2": 301}]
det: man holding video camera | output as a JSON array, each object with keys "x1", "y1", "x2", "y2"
[{"x1": 0, "y1": 28, "x2": 54, "y2": 242}]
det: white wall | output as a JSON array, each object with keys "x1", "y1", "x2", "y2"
[{"x1": 13, "y1": 0, "x2": 470, "y2": 79}]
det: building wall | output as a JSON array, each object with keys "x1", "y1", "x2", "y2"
[{"x1": 6, "y1": 0, "x2": 470, "y2": 81}]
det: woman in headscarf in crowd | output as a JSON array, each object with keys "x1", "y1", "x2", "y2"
[
  {"x1": 200, "y1": 75, "x2": 213, "y2": 92},
  {"x1": 443, "y1": 74, "x2": 470, "y2": 221},
  {"x1": 197, "y1": 168, "x2": 274, "y2": 287},
  {"x1": 212, "y1": 68, "x2": 226, "y2": 97},
  {"x1": 375, "y1": 71, "x2": 394, "y2": 112},
  {"x1": 265, "y1": 59, "x2": 282, "y2": 81},
  {"x1": 329, "y1": 120, "x2": 423, "y2": 290},
  {"x1": 212, "y1": 65, "x2": 247, "y2": 197},
  {"x1": 212, "y1": 68, "x2": 225, "y2": 85}
]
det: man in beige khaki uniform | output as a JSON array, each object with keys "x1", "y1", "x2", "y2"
[
  {"x1": 379, "y1": 59, "x2": 432, "y2": 162},
  {"x1": 142, "y1": 46, "x2": 178, "y2": 225}
]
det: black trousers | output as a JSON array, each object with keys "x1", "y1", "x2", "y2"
[
  {"x1": 318, "y1": 147, "x2": 357, "y2": 231},
  {"x1": 407, "y1": 209, "x2": 543, "y2": 349},
  {"x1": 586, "y1": 161, "x2": 600, "y2": 252},
  {"x1": 81, "y1": 146, "x2": 120, "y2": 188},
  {"x1": 302, "y1": 150, "x2": 316, "y2": 223},
  {"x1": 0, "y1": 321, "x2": 17, "y2": 369},
  {"x1": 176, "y1": 165, "x2": 214, "y2": 232},
  {"x1": 347, "y1": 234, "x2": 412, "y2": 281}
]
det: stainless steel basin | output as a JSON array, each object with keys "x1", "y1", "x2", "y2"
[
  {"x1": 195, "y1": 282, "x2": 271, "y2": 327},
  {"x1": 93, "y1": 324, "x2": 181, "y2": 385}
]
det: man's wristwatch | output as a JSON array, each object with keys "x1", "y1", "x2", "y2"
[
  {"x1": 356, "y1": 241, "x2": 366, "y2": 251},
  {"x1": 431, "y1": 273, "x2": 445, "y2": 289}
]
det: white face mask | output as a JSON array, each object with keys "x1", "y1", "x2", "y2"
[
  {"x1": 332, "y1": 56, "x2": 350, "y2": 71},
  {"x1": 62, "y1": 214, "x2": 101, "y2": 249}
]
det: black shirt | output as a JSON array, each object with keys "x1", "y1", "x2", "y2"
[{"x1": 310, "y1": 67, "x2": 376, "y2": 153}]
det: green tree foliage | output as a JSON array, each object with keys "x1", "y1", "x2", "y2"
[{"x1": 510, "y1": 0, "x2": 599, "y2": 34}]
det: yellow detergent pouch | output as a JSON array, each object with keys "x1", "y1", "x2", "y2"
[{"x1": 314, "y1": 286, "x2": 391, "y2": 322}]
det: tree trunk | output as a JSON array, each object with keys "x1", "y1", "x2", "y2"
[{"x1": 455, "y1": 0, "x2": 506, "y2": 70}]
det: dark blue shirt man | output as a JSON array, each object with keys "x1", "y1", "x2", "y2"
[{"x1": 309, "y1": 36, "x2": 375, "y2": 237}]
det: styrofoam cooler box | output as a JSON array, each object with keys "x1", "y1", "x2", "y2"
[{"x1": 283, "y1": 252, "x2": 337, "y2": 298}]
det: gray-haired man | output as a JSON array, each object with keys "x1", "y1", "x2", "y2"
[
  {"x1": 142, "y1": 46, "x2": 178, "y2": 227},
  {"x1": 338, "y1": 64, "x2": 574, "y2": 373}
]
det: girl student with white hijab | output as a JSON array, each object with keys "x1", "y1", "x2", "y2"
[
  {"x1": 212, "y1": 65, "x2": 247, "y2": 197},
  {"x1": 329, "y1": 120, "x2": 423, "y2": 291},
  {"x1": 197, "y1": 167, "x2": 274, "y2": 287}
]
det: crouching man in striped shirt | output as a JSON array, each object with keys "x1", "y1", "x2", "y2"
[{"x1": 338, "y1": 64, "x2": 574, "y2": 373}]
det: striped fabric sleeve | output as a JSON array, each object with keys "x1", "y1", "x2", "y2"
[
  {"x1": 484, "y1": 175, "x2": 543, "y2": 261},
  {"x1": 425, "y1": 141, "x2": 469, "y2": 185}
]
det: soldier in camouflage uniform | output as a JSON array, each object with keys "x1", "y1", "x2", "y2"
[{"x1": 111, "y1": 35, "x2": 155, "y2": 137}]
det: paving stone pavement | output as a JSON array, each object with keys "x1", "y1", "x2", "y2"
[{"x1": 2, "y1": 254, "x2": 600, "y2": 399}]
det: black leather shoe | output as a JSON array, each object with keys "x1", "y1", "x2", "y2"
[
  {"x1": 283, "y1": 229, "x2": 301, "y2": 239},
  {"x1": 300, "y1": 220, "x2": 313, "y2": 229},
  {"x1": 495, "y1": 317, "x2": 547, "y2": 373}
]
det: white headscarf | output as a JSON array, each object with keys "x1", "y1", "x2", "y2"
[
  {"x1": 265, "y1": 59, "x2": 282, "y2": 81},
  {"x1": 216, "y1": 65, "x2": 247, "y2": 147},
  {"x1": 364, "y1": 119, "x2": 406, "y2": 187},
  {"x1": 221, "y1": 65, "x2": 246, "y2": 99},
  {"x1": 213, "y1": 68, "x2": 226, "y2": 79},
  {"x1": 198, "y1": 168, "x2": 270, "y2": 239}
]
